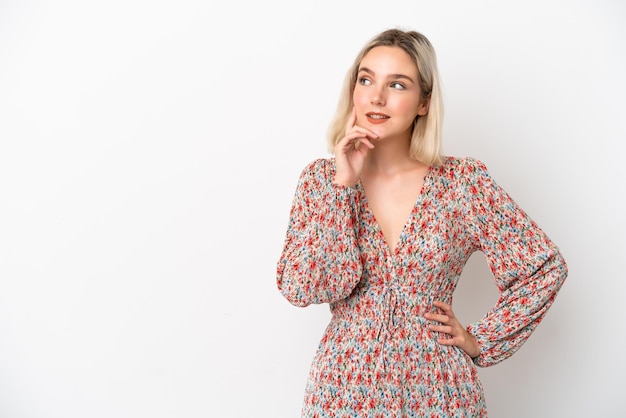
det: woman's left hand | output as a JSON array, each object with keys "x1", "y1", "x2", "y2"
[{"x1": 424, "y1": 300, "x2": 480, "y2": 358}]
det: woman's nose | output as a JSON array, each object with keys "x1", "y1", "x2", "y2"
[{"x1": 370, "y1": 87, "x2": 386, "y2": 105}]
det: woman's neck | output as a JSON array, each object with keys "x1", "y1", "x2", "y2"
[{"x1": 363, "y1": 134, "x2": 420, "y2": 176}]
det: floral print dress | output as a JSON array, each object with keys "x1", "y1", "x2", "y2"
[{"x1": 276, "y1": 157, "x2": 567, "y2": 417}]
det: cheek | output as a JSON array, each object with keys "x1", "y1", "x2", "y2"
[
  {"x1": 352, "y1": 88, "x2": 366, "y2": 108},
  {"x1": 398, "y1": 99, "x2": 422, "y2": 118},
  {"x1": 352, "y1": 90, "x2": 368, "y2": 122}
]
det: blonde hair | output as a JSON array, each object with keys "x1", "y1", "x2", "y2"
[{"x1": 326, "y1": 29, "x2": 444, "y2": 165}]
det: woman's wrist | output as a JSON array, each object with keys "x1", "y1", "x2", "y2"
[{"x1": 466, "y1": 332, "x2": 480, "y2": 358}]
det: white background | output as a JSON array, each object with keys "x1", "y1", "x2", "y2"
[{"x1": 0, "y1": 0, "x2": 624, "y2": 417}]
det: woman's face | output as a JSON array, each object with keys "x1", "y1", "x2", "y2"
[{"x1": 353, "y1": 46, "x2": 428, "y2": 141}]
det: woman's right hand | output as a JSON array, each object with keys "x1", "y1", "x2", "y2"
[{"x1": 333, "y1": 107, "x2": 378, "y2": 187}]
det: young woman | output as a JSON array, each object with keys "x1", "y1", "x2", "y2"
[{"x1": 276, "y1": 28, "x2": 567, "y2": 417}]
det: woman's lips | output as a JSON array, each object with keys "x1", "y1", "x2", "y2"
[{"x1": 366, "y1": 112, "x2": 390, "y2": 125}]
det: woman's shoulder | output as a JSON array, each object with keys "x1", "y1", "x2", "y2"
[
  {"x1": 298, "y1": 157, "x2": 336, "y2": 180},
  {"x1": 302, "y1": 157, "x2": 334, "y2": 170},
  {"x1": 432, "y1": 156, "x2": 490, "y2": 179}
]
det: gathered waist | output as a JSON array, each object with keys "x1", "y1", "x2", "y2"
[
  {"x1": 326, "y1": 285, "x2": 457, "y2": 378},
  {"x1": 330, "y1": 285, "x2": 451, "y2": 336},
  {"x1": 332, "y1": 285, "x2": 446, "y2": 318}
]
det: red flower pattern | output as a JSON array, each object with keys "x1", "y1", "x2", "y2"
[{"x1": 277, "y1": 157, "x2": 567, "y2": 417}]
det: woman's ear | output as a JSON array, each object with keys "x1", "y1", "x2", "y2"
[{"x1": 417, "y1": 98, "x2": 430, "y2": 116}]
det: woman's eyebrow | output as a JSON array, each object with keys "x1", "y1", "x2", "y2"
[{"x1": 358, "y1": 67, "x2": 415, "y2": 83}]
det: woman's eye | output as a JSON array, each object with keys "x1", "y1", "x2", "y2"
[
  {"x1": 358, "y1": 77, "x2": 371, "y2": 86},
  {"x1": 391, "y1": 82, "x2": 406, "y2": 90}
]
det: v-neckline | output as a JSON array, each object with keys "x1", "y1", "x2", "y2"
[{"x1": 356, "y1": 166, "x2": 433, "y2": 257}]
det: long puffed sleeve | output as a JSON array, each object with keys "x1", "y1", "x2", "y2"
[
  {"x1": 461, "y1": 158, "x2": 567, "y2": 367},
  {"x1": 276, "y1": 159, "x2": 363, "y2": 307}
]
